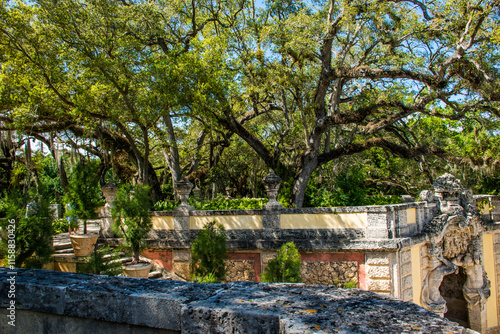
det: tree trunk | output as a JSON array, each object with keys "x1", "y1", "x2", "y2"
[
  {"x1": 163, "y1": 114, "x2": 181, "y2": 183},
  {"x1": 291, "y1": 152, "x2": 318, "y2": 208}
]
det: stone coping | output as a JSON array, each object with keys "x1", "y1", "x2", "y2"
[
  {"x1": 149, "y1": 201, "x2": 436, "y2": 217},
  {"x1": 0, "y1": 268, "x2": 474, "y2": 333},
  {"x1": 102, "y1": 236, "x2": 416, "y2": 251},
  {"x1": 484, "y1": 222, "x2": 500, "y2": 232}
]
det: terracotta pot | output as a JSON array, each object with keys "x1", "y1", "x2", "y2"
[
  {"x1": 69, "y1": 234, "x2": 98, "y2": 257},
  {"x1": 123, "y1": 262, "x2": 152, "y2": 278}
]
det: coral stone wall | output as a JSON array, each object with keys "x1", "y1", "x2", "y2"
[{"x1": 300, "y1": 261, "x2": 358, "y2": 286}]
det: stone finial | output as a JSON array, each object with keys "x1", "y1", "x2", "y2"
[
  {"x1": 174, "y1": 178, "x2": 194, "y2": 208},
  {"x1": 25, "y1": 202, "x2": 38, "y2": 218},
  {"x1": 192, "y1": 185, "x2": 201, "y2": 199},
  {"x1": 262, "y1": 170, "x2": 283, "y2": 209},
  {"x1": 419, "y1": 190, "x2": 436, "y2": 203},
  {"x1": 101, "y1": 182, "x2": 119, "y2": 207},
  {"x1": 401, "y1": 195, "x2": 415, "y2": 203},
  {"x1": 433, "y1": 173, "x2": 464, "y2": 195},
  {"x1": 432, "y1": 174, "x2": 464, "y2": 215},
  {"x1": 225, "y1": 186, "x2": 233, "y2": 199}
]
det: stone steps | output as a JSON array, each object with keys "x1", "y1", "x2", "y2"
[{"x1": 148, "y1": 271, "x2": 162, "y2": 279}]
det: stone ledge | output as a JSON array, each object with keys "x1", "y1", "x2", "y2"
[
  {"x1": 146, "y1": 202, "x2": 437, "y2": 218},
  {"x1": 0, "y1": 268, "x2": 475, "y2": 334}
]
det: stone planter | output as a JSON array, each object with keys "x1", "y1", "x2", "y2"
[
  {"x1": 123, "y1": 262, "x2": 152, "y2": 278},
  {"x1": 70, "y1": 234, "x2": 98, "y2": 257}
]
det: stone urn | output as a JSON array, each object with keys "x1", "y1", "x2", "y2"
[
  {"x1": 174, "y1": 178, "x2": 194, "y2": 207},
  {"x1": 262, "y1": 170, "x2": 283, "y2": 209},
  {"x1": 101, "y1": 182, "x2": 119, "y2": 207},
  {"x1": 70, "y1": 234, "x2": 99, "y2": 257},
  {"x1": 123, "y1": 262, "x2": 152, "y2": 278}
]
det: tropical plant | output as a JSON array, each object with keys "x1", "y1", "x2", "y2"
[
  {"x1": 111, "y1": 184, "x2": 152, "y2": 264},
  {"x1": 190, "y1": 221, "x2": 228, "y2": 283},
  {"x1": 76, "y1": 245, "x2": 123, "y2": 276},
  {"x1": 261, "y1": 242, "x2": 302, "y2": 283},
  {"x1": 0, "y1": 186, "x2": 55, "y2": 268},
  {"x1": 63, "y1": 160, "x2": 104, "y2": 234}
]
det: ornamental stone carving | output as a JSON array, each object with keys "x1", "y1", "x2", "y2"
[
  {"x1": 174, "y1": 178, "x2": 194, "y2": 209},
  {"x1": 101, "y1": 182, "x2": 119, "y2": 207},
  {"x1": 262, "y1": 170, "x2": 283, "y2": 210},
  {"x1": 420, "y1": 174, "x2": 490, "y2": 327}
]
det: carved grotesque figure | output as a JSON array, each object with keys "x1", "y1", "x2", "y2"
[
  {"x1": 421, "y1": 244, "x2": 458, "y2": 316},
  {"x1": 433, "y1": 173, "x2": 464, "y2": 216},
  {"x1": 420, "y1": 173, "x2": 490, "y2": 329}
]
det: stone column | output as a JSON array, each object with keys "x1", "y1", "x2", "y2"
[
  {"x1": 261, "y1": 170, "x2": 282, "y2": 234},
  {"x1": 174, "y1": 179, "x2": 194, "y2": 231},
  {"x1": 100, "y1": 182, "x2": 118, "y2": 238}
]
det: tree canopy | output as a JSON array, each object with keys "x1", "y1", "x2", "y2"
[{"x1": 1, "y1": 0, "x2": 499, "y2": 207}]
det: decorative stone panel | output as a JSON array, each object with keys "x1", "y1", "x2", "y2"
[
  {"x1": 494, "y1": 231, "x2": 500, "y2": 326},
  {"x1": 366, "y1": 253, "x2": 392, "y2": 294},
  {"x1": 225, "y1": 260, "x2": 255, "y2": 282},
  {"x1": 399, "y1": 248, "x2": 413, "y2": 302},
  {"x1": 300, "y1": 261, "x2": 358, "y2": 286}
]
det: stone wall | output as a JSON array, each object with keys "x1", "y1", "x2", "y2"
[
  {"x1": 0, "y1": 268, "x2": 475, "y2": 334},
  {"x1": 494, "y1": 231, "x2": 500, "y2": 329}
]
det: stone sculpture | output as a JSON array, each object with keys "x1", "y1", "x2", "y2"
[{"x1": 420, "y1": 173, "x2": 490, "y2": 324}]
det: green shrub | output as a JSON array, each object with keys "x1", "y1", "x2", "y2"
[
  {"x1": 112, "y1": 184, "x2": 152, "y2": 264},
  {"x1": 261, "y1": 241, "x2": 302, "y2": 283},
  {"x1": 52, "y1": 219, "x2": 70, "y2": 234},
  {"x1": 76, "y1": 246, "x2": 123, "y2": 276},
  {"x1": 190, "y1": 221, "x2": 228, "y2": 282},
  {"x1": 193, "y1": 272, "x2": 219, "y2": 283},
  {"x1": 154, "y1": 195, "x2": 268, "y2": 211},
  {"x1": 0, "y1": 187, "x2": 55, "y2": 268},
  {"x1": 342, "y1": 280, "x2": 358, "y2": 289}
]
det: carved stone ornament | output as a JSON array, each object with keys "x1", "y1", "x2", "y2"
[
  {"x1": 174, "y1": 178, "x2": 193, "y2": 207},
  {"x1": 420, "y1": 174, "x2": 489, "y2": 322},
  {"x1": 421, "y1": 244, "x2": 458, "y2": 317},
  {"x1": 25, "y1": 202, "x2": 39, "y2": 218},
  {"x1": 419, "y1": 190, "x2": 436, "y2": 203},
  {"x1": 101, "y1": 182, "x2": 119, "y2": 207},
  {"x1": 262, "y1": 170, "x2": 283, "y2": 209}
]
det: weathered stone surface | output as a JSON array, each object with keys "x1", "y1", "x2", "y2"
[
  {"x1": 401, "y1": 262, "x2": 412, "y2": 277},
  {"x1": 0, "y1": 309, "x2": 178, "y2": 334},
  {"x1": 367, "y1": 266, "x2": 390, "y2": 279},
  {"x1": 366, "y1": 253, "x2": 391, "y2": 266},
  {"x1": 0, "y1": 268, "x2": 475, "y2": 334},
  {"x1": 368, "y1": 279, "x2": 391, "y2": 292},
  {"x1": 400, "y1": 249, "x2": 411, "y2": 264},
  {"x1": 225, "y1": 260, "x2": 255, "y2": 282},
  {"x1": 402, "y1": 288, "x2": 413, "y2": 302},
  {"x1": 173, "y1": 262, "x2": 190, "y2": 281},
  {"x1": 300, "y1": 261, "x2": 358, "y2": 286}
]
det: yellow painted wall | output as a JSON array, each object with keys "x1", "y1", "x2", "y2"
[
  {"x1": 482, "y1": 233, "x2": 499, "y2": 329},
  {"x1": 190, "y1": 215, "x2": 263, "y2": 230},
  {"x1": 280, "y1": 213, "x2": 367, "y2": 229},
  {"x1": 411, "y1": 244, "x2": 422, "y2": 306},
  {"x1": 407, "y1": 208, "x2": 416, "y2": 225},
  {"x1": 152, "y1": 216, "x2": 175, "y2": 230}
]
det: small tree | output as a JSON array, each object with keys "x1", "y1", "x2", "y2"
[
  {"x1": 77, "y1": 246, "x2": 123, "y2": 276},
  {"x1": 0, "y1": 187, "x2": 54, "y2": 268},
  {"x1": 190, "y1": 221, "x2": 228, "y2": 282},
  {"x1": 111, "y1": 184, "x2": 152, "y2": 264},
  {"x1": 261, "y1": 241, "x2": 302, "y2": 283},
  {"x1": 63, "y1": 160, "x2": 103, "y2": 234}
]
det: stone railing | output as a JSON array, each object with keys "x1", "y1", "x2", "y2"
[{"x1": 0, "y1": 268, "x2": 474, "y2": 334}]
